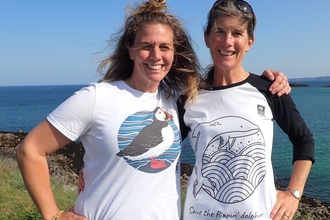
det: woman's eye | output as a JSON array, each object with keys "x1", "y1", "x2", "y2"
[
  {"x1": 142, "y1": 45, "x2": 152, "y2": 50},
  {"x1": 160, "y1": 46, "x2": 170, "y2": 51},
  {"x1": 234, "y1": 31, "x2": 244, "y2": 36}
]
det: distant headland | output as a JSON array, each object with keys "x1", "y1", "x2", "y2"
[
  {"x1": 289, "y1": 82, "x2": 309, "y2": 87},
  {"x1": 289, "y1": 76, "x2": 330, "y2": 87}
]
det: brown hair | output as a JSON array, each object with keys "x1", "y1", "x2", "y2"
[
  {"x1": 203, "y1": 0, "x2": 257, "y2": 85},
  {"x1": 98, "y1": 0, "x2": 204, "y2": 103}
]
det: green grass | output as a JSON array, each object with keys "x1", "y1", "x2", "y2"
[
  {"x1": 0, "y1": 158, "x2": 77, "y2": 220},
  {"x1": 0, "y1": 158, "x2": 316, "y2": 220}
]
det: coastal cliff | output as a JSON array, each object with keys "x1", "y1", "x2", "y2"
[{"x1": 1, "y1": 131, "x2": 329, "y2": 219}]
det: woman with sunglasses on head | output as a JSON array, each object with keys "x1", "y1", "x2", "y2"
[{"x1": 179, "y1": 1, "x2": 314, "y2": 220}]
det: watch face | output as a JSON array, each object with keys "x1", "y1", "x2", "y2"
[{"x1": 288, "y1": 188, "x2": 300, "y2": 199}]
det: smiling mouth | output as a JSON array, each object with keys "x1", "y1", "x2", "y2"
[
  {"x1": 147, "y1": 64, "x2": 163, "y2": 70},
  {"x1": 218, "y1": 50, "x2": 235, "y2": 56}
]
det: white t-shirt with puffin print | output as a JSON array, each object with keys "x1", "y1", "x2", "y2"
[{"x1": 47, "y1": 81, "x2": 181, "y2": 220}]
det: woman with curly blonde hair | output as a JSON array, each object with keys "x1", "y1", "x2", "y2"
[{"x1": 16, "y1": 0, "x2": 204, "y2": 219}]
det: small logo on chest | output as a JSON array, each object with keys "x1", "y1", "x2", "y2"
[{"x1": 257, "y1": 104, "x2": 265, "y2": 116}]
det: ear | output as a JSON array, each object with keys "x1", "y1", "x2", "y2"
[
  {"x1": 246, "y1": 37, "x2": 255, "y2": 52},
  {"x1": 129, "y1": 49, "x2": 134, "y2": 60},
  {"x1": 204, "y1": 33, "x2": 210, "y2": 48}
]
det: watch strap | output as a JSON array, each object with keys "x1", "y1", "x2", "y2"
[{"x1": 286, "y1": 188, "x2": 301, "y2": 200}]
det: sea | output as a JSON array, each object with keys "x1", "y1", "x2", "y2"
[{"x1": 1, "y1": 80, "x2": 329, "y2": 203}]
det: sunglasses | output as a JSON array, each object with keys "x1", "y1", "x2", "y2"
[
  {"x1": 211, "y1": 0, "x2": 255, "y2": 27},
  {"x1": 212, "y1": 0, "x2": 254, "y2": 14}
]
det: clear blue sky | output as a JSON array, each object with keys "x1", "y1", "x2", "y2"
[{"x1": 1, "y1": 0, "x2": 329, "y2": 86}]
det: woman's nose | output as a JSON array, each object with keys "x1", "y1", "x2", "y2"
[
  {"x1": 223, "y1": 34, "x2": 234, "y2": 46},
  {"x1": 149, "y1": 47, "x2": 161, "y2": 60}
]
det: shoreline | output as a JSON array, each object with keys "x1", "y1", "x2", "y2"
[{"x1": 1, "y1": 131, "x2": 329, "y2": 219}]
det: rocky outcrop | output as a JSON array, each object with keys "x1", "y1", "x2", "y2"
[
  {"x1": 1, "y1": 131, "x2": 329, "y2": 219},
  {"x1": 0, "y1": 131, "x2": 85, "y2": 185},
  {"x1": 289, "y1": 82, "x2": 309, "y2": 87}
]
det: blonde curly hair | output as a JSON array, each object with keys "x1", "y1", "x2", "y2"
[{"x1": 98, "y1": 0, "x2": 206, "y2": 104}]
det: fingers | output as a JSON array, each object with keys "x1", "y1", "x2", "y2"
[
  {"x1": 268, "y1": 71, "x2": 291, "y2": 96},
  {"x1": 262, "y1": 69, "x2": 275, "y2": 81},
  {"x1": 77, "y1": 168, "x2": 85, "y2": 194},
  {"x1": 60, "y1": 210, "x2": 89, "y2": 220},
  {"x1": 270, "y1": 191, "x2": 298, "y2": 220},
  {"x1": 270, "y1": 204, "x2": 293, "y2": 220}
]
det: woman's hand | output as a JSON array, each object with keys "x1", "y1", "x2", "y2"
[
  {"x1": 262, "y1": 70, "x2": 291, "y2": 96},
  {"x1": 269, "y1": 190, "x2": 299, "y2": 220},
  {"x1": 271, "y1": 160, "x2": 312, "y2": 219},
  {"x1": 77, "y1": 167, "x2": 85, "y2": 194},
  {"x1": 57, "y1": 209, "x2": 89, "y2": 220}
]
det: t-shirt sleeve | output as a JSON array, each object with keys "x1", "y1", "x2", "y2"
[
  {"x1": 46, "y1": 84, "x2": 96, "y2": 141},
  {"x1": 249, "y1": 74, "x2": 315, "y2": 164},
  {"x1": 272, "y1": 94, "x2": 315, "y2": 164}
]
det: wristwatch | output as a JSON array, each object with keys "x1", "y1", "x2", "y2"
[{"x1": 286, "y1": 188, "x2": 301, "y2": 200}]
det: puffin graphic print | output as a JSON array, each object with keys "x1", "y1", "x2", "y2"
[
  {"x1": 117, "y1": 107, "x2": 180, "y2": 173},
  {"x1": 192, "y1": 116, "x2": 266, "y2": 203}
]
